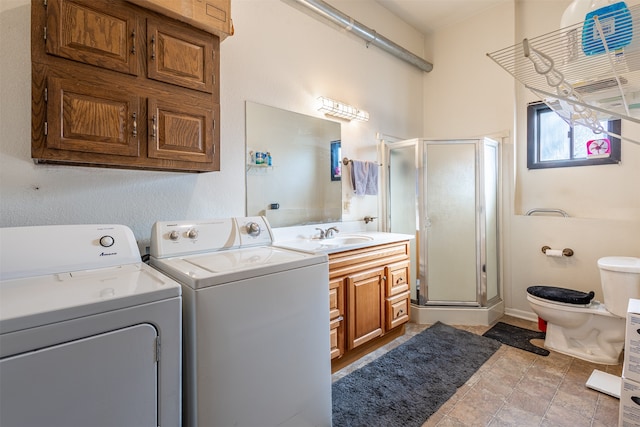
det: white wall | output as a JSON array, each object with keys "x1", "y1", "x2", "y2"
[
  {"x1": 423, "y1": 0, "x2": 640, "y2": 320},
  {"x1": 0, "y1": 0, "x2": 425, "y2": 251}
]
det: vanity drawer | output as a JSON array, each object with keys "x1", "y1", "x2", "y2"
[
  {"x1": 386, "y1": 261, "x2": 410, "y2": 297},
  {"x1": 386, "y1": 291, "x2": 410, "y2": 330}
]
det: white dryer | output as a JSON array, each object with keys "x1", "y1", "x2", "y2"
[
  {"x1": 149, "y1": 216, "x2": 332, "y2": 427},
  {"x1": 0, "y1": 224, "x2": 182, "y2": 427}
]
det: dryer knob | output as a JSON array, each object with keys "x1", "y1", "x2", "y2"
[
  {"x1": 169, "y1": 231, "x2": 180, "y2": 241},
  {"x1": 246, "y1": 222, "x2": 261, "y2": 237},
  {"x1": 187, "y1": 229, "x2": 198, "y2": 239},
  {"x1": 99, "y1": 235, "x2": 115, "y2": 247}
]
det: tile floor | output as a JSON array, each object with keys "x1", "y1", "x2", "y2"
[{"x1": 331, "y1": 315, "x2": 621, "y2": 427}]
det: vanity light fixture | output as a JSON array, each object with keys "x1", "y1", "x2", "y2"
[{"x1": 317, "y1": 96, "x2": 369, "y2": 122}]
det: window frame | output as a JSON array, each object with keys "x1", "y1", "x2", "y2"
[{"x1": 526, "y1": 101, "x2": 621, "y2": 169}]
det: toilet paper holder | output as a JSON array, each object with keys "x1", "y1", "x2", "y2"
[{"x1": 541, "y1": 246, "x2": 574, "y2": 257}]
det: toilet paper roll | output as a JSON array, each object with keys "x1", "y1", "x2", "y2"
[{"x1": 545, "y1": 249, "x2": 563, "y2": 257}]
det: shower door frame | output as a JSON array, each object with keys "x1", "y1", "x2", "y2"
[{"x1": 383, "y1": 137, "x2": 501, "y2": 308}]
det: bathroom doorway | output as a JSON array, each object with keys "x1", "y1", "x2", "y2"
[{"x1": 383, "y1": 138, "x2": 503, "y2": 324}]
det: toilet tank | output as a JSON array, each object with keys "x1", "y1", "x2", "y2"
[{"x1": 599, "y1": 257, "x2": 640, "y2": 318}]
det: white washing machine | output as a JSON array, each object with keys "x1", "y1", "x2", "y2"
[
  {"x1": 149, "y1": 216, "x2": 332, "y2": 427},
  {"x1": 0, "y1": 224, "x2": 182, "y2": 427}
]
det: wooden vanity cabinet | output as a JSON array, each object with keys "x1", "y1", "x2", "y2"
[
  {"x1": 329, "y1": 240, "x2": 411, "y2": 369},
  {"x1": 32, "y1": 0, "x2": 221, "y2": 172}
]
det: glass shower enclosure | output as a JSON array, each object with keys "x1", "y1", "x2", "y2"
[{"x1": 384, "y1": 138, "x2": 500, "y2": 309}]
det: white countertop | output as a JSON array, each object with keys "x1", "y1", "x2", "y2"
[{"x1": 272, "y1": 231, "x2": 414, "y2": 254}]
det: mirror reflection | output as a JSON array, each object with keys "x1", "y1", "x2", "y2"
[{"x1": 245, "y1": 102, "x2": 342, "y2": 228}]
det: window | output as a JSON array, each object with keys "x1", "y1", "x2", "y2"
[{"x1": 527, "y1": 101, "x2": 621, "y2": 169}]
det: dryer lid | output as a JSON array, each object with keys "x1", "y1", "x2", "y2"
[{"x1": 0, "y1": 263, "x2": 181, "y2": 334}]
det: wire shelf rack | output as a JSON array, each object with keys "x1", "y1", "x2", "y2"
[{"x1": 487, "y1": 3, "x2": 640, "y2": 144}]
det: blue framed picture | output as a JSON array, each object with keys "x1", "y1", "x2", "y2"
[{"x1": 330, "y1": 141, "x2": 341, "y2": 181}]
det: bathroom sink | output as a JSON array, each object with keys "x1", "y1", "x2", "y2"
[
  {"x1": 325, "y1": 235, "x2": 374, "y2": 246},
  {"x1": 274, "y1": 234, "x2": 376, "y2": 254}
]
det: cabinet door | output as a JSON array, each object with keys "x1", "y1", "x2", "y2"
[
  {"x1": 386, "y1": 260, "x2": 410, "y2": 297},
  {"x1": 147, "y1": 19, "x2": 216, "y2": 93},
  {"x1": 329, "y1": 277, "x2": 344, "y2": 359},
  {"x1": 347, "y1": 268, "x2": 385, "y2": 350},
  {"x1": 46, "y1": 0, "x2": 140, "y2": 75},
  {"x1": 47, "y1": 76, "x2": 140, "y2": 156},
  {"x1": 386, "y1": 291, "x2": 410, "y2": 330},
  {"x1": 147, "y1": 97, "x2": 215, "y2": 164}
]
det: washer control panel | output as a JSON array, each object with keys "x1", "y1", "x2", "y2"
[{"x1": 150, "y1": 216, "x2": 274, "y2": 258}]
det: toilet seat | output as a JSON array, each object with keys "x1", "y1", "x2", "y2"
[
  {"x1": 527, "y1": 285, "x2": 594, "y2": 306},
  {"x1": 526, "y1": 293, "x2": 614, "y2": 316}
]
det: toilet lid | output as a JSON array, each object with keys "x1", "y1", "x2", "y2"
[{"x1": 527, "y1": 286, "x2": 595, "y2": 305}]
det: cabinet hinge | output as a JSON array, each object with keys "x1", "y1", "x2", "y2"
[
  {"x1": 155, "y1": 336, "x2": 161, "y2": 362},
  {"x1": 213, "y1": 118, "x2": 216, "y2": 131},
  {"x1": 43, "y1": 0, "x2": 47, "y2": 6},
  {"x1": 44, "y1": 121, "x2": 48, "y2": 136},
  {"x1": 44, "y1": 87, "x2": 48, "y2": 102},
  {"x1": 43, "y1": 26, "x2": 47, "y2": 41}
]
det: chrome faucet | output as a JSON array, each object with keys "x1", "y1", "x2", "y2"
[
  {"x1": 325, "y1": 226, "x2": 339, "y2": 239},
  {"x1": 315, "y1": 226, "x2": 340, "y2": 239}
]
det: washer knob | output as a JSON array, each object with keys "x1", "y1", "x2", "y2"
[
  {"x1": 246, "y1": 222, "x2": 261, "y2": 237},
  {"x1": 187, "y1": 228, "x2": 198, "y2": 239},
  {"x1": 99, "y1": 235, "x2": 115, "y2": 247},
  {"x1": 169, "y1": 230, "x2": 180, "y2": 241}
]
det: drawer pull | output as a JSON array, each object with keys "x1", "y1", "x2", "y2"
[
  {"x1": 396, "y1": 309, "x2": 404, "y2": 318},
  {"x1": 396, "y1": 277, "x2": 404, "y2": 284},
  {"x1": 151, "y1": 35, "x2": 156, "y2": 60}
]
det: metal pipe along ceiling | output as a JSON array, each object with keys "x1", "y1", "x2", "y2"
[{"x1": 282, "y1": 0, "x2": 433, "y2": 73}]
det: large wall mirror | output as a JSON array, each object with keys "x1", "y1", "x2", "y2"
[{"x1": 246, "y1": 101, "x2": 342, "y2": 228}]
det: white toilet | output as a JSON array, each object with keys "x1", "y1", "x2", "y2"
[{"x1": 526, "y1": 256, "x2": 640, "y2": 364}]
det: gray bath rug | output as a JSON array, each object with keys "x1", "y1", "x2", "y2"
[
  {"x1": 332, "y1": 322, "x2": 501, "y2": 427},
  {"x1": 482, "y1": 322, "x2": 549, "y2": 356}
]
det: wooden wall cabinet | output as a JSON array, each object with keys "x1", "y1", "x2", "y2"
[
  {"x1": 329, "y1": 241, "x2": 411, "y2": 370},
  {"x1": 32, "y1": 0, "x2": 221, "y2": 172}
]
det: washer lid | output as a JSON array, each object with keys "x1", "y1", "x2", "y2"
[
  {"x1": 0, "y1": 263, "x2": 181, "y2": 334},
  {"x1": 150, "y1": 246, "x2": 328, "y2": 289}
]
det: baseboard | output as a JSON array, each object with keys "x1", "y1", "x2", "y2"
[{"x1": 504, "y1": 307, "x2": 538, "y2": 323}]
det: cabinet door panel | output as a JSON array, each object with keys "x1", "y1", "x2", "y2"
[
  {"x1": 347, "y1": 268, "x2": 385, "y2": 350},
  {"x1": 47, "y1": 77, "x2": 140, "y2": 156},
  {"x1": 46, "y1": 0, "x2": 139, "y2": 75},
  {"x1": 148, "y1": 97, "x2": 215, "y2": 163},
  {"x1": 147, "y1": 19, "x2": 215, "y2": 93}
]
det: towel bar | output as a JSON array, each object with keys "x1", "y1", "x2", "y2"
[
  {"x1": 342, "y1": 157, "x2": 382, "y2": 166},
  {"x1": 525, "y1": 208, "x2": 569, "y2": 217}
]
